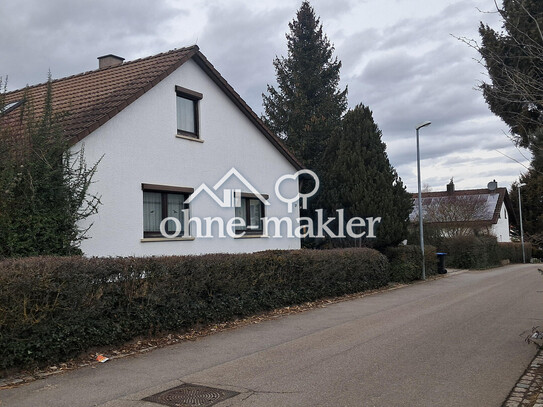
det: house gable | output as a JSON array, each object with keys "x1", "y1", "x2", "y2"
[
  {"x1": 63, "y1": 53, "x2": 301, "y2": 256},
  {"x1": 0, "y1": 46, "x2": 302, "y2": 171}
]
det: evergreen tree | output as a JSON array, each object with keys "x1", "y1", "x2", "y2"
[
  {"x1": 510, "y1": 172, "x2": 543, "y2": 240},
  {"x1": 0, "y1": 77, "x2": 101, "y2": 257},
  {"x1": 262, "y1": 1, "x2": 347, "y2": 173},
  {"x1": 477, "y1": 1, "x2": 543, "y2": 250},
  {"x1": 319, "y1": 104, "x2": 413, "y2": 248},
  {"x1": 478, "y1": 0, "x2": 543, "y2": 153}
]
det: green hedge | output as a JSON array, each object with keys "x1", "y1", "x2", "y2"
[
  {"x1": 498, "y1": 242, "x2": 532, "y2": 264},
  {"x1": 0, "y1": 248, "x2": 389, "y2": 371},
  {"x1": 533, "y1": 245, "x2": 543, "y2": 260},
  {"x1": 439, "y1": 236, "x2": 531, "y2": 269},
  {"x1": 385, "y1": 245, "x2": 437, "y2": 283}
]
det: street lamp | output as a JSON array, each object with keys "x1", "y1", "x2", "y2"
[
  {"x1": 518, "y1": 182, "x2": 526, "y2": 264},
  {"x1": 416, "y1": 121, "x2": 431, "y2": 280}
]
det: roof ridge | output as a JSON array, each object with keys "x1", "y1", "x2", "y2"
[
  {"x1": 414, "y1": 186, "x2": 507, "y2": 195},
  {"x1": 3, "y1": 45, "x2": 199, "y2": 96}
]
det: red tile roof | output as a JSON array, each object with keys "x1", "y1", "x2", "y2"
[{"x1": 0, "y1": 45, "x2": 303, "y2": 170}]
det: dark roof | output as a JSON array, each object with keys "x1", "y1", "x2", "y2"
[
  {"x1": 411, "y1": 187, "x2": 517, "y2": 226},
  {"x1": 0, "y1": 45, "x2": 303, "y2": 170}
]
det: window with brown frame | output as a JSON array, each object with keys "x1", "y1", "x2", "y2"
[
  {"x1": 176, "y1": 86, "x2": 202, "y2": 138},
  {"x1": 142, "y1": 184, "x2": 194, "y2": 238},
  {"x1": 234, "y1": 195, "x2": 266, "y2": 235}
]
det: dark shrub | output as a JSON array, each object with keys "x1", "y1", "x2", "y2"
[
  {"x1": 497, "y1": 242, "x2": 532, "y2": 263},
  {"x1": 438, "y1": 236, "x2": 530, "y2": 269},
  {"x1": 0, "y1": 248, "x2": 389, "y2": 371},
  {"x1": 439, "y1": 236, "x2": 498, "y2": 269},
  {"x1": 385, "y1": 245, "x2": 437, "y2": 283}
]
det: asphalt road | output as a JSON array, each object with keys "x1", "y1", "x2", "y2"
[{"x1": 1, "y1": 264, "x2": 542, "y2": 407}]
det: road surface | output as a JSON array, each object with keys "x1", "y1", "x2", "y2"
[{"x1": 1, "y1": 264, "x2": 541, "y2": 406}]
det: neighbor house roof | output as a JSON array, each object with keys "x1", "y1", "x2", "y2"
[
  {"x1": 0, "y1": 45, "x2": 303, "y2": 170},
  {"x1": 410, "y1": 186, "x2": 517, "y2": 226}
]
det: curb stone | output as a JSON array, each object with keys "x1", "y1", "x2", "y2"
[{"x1": 503, "y1": 349, "x2": 543, "y2": 406}]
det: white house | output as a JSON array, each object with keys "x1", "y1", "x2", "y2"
[
  {"x1": 411, "y1": 180, "x2": 516, "y2": 242},
  {"x1": 2, "y1": 46, "x2": 303, "y2": 256}
]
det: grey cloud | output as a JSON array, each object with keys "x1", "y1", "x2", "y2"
[
  {"x1": 0, "y1": 0, "x2": 522, "y2": 193},
  {"x1": 196, "y1": 3, "x2": 294, "y2": 113},
  {"x1": 384, "y1": 125, "x2": 521, "y2": 174},
  {"x1": 0, "y1": 0, "x2": 184, "y2": 90},
  {"x1": 472, "y1": 165, "x2": 527, "y2": 182},
  {"x1": 352, "y1": 45, "x2": 487, "y2": 133},
  {"x1": 380, "y1": 2, "x2": 476, "y2": 51},
  {"x1": 338, "y1": 28, "x2": 381, "y2": 75},
  {"x1": 440, "y1": 154, "x2": 518, "y2": 167},
  {"x1": 313, "y1": 0, "x2": 357, "y2": 20}
]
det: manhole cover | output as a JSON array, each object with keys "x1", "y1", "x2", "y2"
[{"x1": 143, "y1": 383, "x2": 239, "y2": 407}]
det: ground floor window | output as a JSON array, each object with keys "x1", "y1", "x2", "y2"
[
  {"x1": 235, "y1": 195, "x2": 265, "y2": 235},
  {"x1": 142, "y1": 184, "x2": 193, "y2": 238}
]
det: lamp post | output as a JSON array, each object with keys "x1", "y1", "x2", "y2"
[
  {"x1": 416, "y1": 121, "x2": 431, "y2": 280},
  {"x1": 518, "y1": 182, "x2": 526, "y2": 264}
]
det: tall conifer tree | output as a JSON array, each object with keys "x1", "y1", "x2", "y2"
[
  {"x1": 262, "y1": 1, "x2": 347, "y2": 174},
  {"x1": 320, "y1": 104, "x2": 413, "y2": 248}
]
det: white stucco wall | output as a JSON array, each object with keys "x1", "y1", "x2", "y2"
[
  {"x1": 74, "y1": 59, "x2": 301, "y2": 257},
  {"x1": 492, "y1": 202, "x2": 511, "y2": 242}
]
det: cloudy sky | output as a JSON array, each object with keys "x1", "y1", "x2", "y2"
[{"x1": 0, "y1": 0, "x2": 531, "y2": 192}]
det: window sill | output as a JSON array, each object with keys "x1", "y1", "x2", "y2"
[
  {"x1": 234, "y1": 234, "x2": 268, "y2": 239},
  {"x1": 141, "y1": 237, "x2": 195, "y2": 242},
  {"x1": 176, "y1": 134, "x2": 204, "y2": 143}
]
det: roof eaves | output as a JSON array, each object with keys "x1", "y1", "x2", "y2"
[
  {"x1": 191, "y1": 51, "x2": 304, "y2": 171},
  {"x1": 503, "y1": 189, "x2": 517, "y2": 225},
  {"x1": 489, "y1": 188, "x2": 505, "y2": 224}
]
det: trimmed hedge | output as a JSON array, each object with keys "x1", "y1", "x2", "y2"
[
  {"x1": 439, "y1": 236, "x2": 531, "y2": 269},
  {"x1": 499, "y1": 242, "x2": 532, "y2": 264},
  {"x1": 385, "y1": 245, "x2": 437, "y2": 283},
  {"x1": 0, "y1": 248, "x2": 388, "y2": 371}
]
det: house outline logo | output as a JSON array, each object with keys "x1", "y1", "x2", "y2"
[{"x1": 185, "y1": 167, "x2": 270, "y2": 208}]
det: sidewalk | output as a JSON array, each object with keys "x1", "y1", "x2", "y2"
[{"x1": 504, "y1": 349, "x2": 543, "y2": 407}]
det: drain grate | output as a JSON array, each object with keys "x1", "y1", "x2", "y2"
[{"x1": 143, "y1": 383, "x2": 239, "y2": 407}]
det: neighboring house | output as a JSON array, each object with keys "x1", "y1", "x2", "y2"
[
  {"x1": 1, "y1": 46, "x2": 303, "y2": 256},
  {"x1": 410, "y1": 180, "x2": 516, "y2": 242}
]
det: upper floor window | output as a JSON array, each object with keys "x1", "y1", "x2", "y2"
[{"x1": 176, "y1": 86, "x2": 202, "y2": 139}]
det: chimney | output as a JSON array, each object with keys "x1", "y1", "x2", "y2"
[
  {"x1": 446, "y1": 178, "x2": 455, "y2": 194},
  {"x1": 98, "y1": 54, "x2": 124, "y2": 69}
]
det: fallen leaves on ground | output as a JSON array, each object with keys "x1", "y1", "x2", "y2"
[{"x1": 1, "y1": 280, "x2": 421, "y2": 389}]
